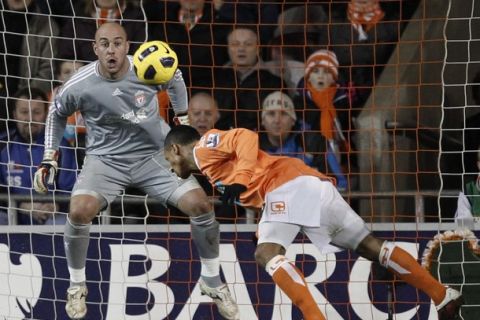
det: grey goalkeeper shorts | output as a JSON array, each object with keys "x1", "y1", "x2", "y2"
[{"x1": 72, "y1": 150, "x2": 200, "y2": 210}]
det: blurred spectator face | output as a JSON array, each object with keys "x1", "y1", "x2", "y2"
[
  {"x1": 261, "y1": 91, "x2": 296, "y2": 143},
  {"x1": 180, "y1": 0, "x2": 205, "y2": 11},
  {"x1": 58, "y1": 61, "x2": 84, "y2": 82},
  {"x1": 188, "y1": 93, "x2": 220, "y2": 135},
  {"x1": 308, "y1": 66, "x2": 335, "y2": 91},
  {"x1": 13, "y1": 95, "x2": 47, "y2": 143},
  {"x1": 6, "y1": 0, "x2": 31, "y2": 10},
  {"x1": 228, "y1": 28, "x2": 258, "y2": 68},
  {"x1": 262, "y1": 109, "x2": 295, "y2": 141}
]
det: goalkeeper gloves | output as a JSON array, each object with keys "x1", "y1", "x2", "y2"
[
  {"x1": 173, "y1": 113, "x2": 190, "y2": 125},
  {"x1": 220, "y1": 183, "x2": 247, "y2": 206},
  {"x1": 33, "y1": 149, "x2": 59, "y2": 194}
]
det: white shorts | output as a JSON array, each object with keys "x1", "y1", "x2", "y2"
[{"x1": 257, "y1": 176, "x2": 370, "y2": 253}]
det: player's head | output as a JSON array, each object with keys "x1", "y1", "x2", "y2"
[
  {"x1": 164, "y1": 125, "x2": 201, "y2": 179},
  {"x1": 12, "y1": 87, "x2": 49, "y2": 143},
  {"x1": 188, "y1": 92, "x2": 220, "y2": 135},
  {"x1": 93, "y1": 22, "x2": 130, "y2": 80}
]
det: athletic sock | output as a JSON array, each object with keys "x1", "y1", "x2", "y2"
[
  {"x1": 190, "y1": 212, "x2": 222, "y2": 288},
  {"x1": 64, "y1": 217, "x2": 91, "y2": 286},
  {"x1": 379, "y1": 241, "x2": 446, "y2": 305},
  {"x1": 266, "y1": 255, "x2": 325, "y2": 320}
]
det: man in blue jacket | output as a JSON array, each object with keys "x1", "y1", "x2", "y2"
[{"x1": 0, "y1": 87, "x2": 77, "y2": 225}]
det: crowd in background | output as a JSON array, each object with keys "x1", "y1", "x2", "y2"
[{"x1": 0, "y1": 0, "x2": 426, "y2": 224}]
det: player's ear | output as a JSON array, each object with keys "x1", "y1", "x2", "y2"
[
  {"x1": 125, "y1": 40, "x2": 130, "y2": 54},
  {"x1": 92, "y1": 41, "x2": 98, "y2": 56},
  {"x1": 170, "y1": 144, "x2": 181, "y2": 155}
]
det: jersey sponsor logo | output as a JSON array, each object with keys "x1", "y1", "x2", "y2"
[
  {"x1": 205, "y1": 133, "x2": 219, "y2": 148},
  {"x1": 121, "y1": 110, "x2": 140, "y2": 124},
  {"x1": 136, "y1": 108, "x2": 147, "y2": 120},
  {"x1": 135, "y1": 90, "x2": 146, "y2": 107},
  {"x1": 270, "y1": 201, "x2": 286, "y2": 214},
  {"x1": 112, "y1": 88, "x2": 124, "y2": 96}
]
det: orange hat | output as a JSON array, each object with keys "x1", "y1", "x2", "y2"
[{"x1": 305, "y1": 49, "x2": 339, "y2": 80}]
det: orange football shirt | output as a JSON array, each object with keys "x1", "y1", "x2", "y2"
[{"x1": 193, "y1": 128, "x2": 333, "y2": 209}]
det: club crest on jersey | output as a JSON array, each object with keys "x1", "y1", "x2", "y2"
[
  {"x1": 205, "y1": 133, "x2": 219, "y2": 148},
  {"x1": 135, "y1": 90, "x2": 146, "y2": 107}
]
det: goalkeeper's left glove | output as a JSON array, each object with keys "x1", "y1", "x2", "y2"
[
  {"x1": 33, "y1": 149, "x2": 59, "y2": 194},
  {"x1": 173, "y1": 113, "x2": 190, "y2": 125}
]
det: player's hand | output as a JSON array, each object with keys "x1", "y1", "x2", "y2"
[
  {"x1": 220, "y1": 183, "x2": 247, "y2": 206},
  {"x1": 173, "y1": 113, "x2": 190, "y2": 125},
  {"x1": 33, "y1": 149, "x2": 59, "y2": 194}
]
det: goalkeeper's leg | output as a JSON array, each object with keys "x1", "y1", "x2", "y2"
[
  {"x1": 176, "y1": 187, "x2": 239, "y2": 320},
  {"x1": 64, "y1": 194, "x2": 102, "y2": 320}
]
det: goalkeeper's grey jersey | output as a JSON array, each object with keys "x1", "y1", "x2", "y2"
[{"x1": 45, "y1": 56, "x2": 188, "y2": 157}]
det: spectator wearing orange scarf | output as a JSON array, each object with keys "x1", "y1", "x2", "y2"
[{"x1": 303, "y1": 49, "x2": 349, "y2": 190}]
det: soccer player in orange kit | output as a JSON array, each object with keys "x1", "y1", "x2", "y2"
[{"x1": 164, "y1": 125, "x2": 463, "y2": 320}]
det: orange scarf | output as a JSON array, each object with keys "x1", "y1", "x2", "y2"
[
  {"x1": 95, "y1": 8, "x2": 122, "y2": 27},
  {"x1": 308, "y1": 84, "x2": 338, "y2": 140}
]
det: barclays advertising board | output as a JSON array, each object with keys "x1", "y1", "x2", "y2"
[{"x1": 0, "y1": 224, "x2": 475, "y2": 320}]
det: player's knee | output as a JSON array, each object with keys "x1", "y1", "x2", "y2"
[
  {"x1": 69, "y1": 195, "x2": 101, "y2": 224},
  {"x1": 255, "y1": 243, "x2": 285, "y2": 269},
  {"x1": 177, "y1": 188, "x2": 212, "y2": 217},
  {"x1": 355, "y1": 234, "x2": 384, "y2": 261}
]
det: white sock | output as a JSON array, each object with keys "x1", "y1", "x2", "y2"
[
  {"x1": 68, "y1": 266, "x2": 86, "y2": 284},
  {"x1": 200, "y1": 257, "x2": 220, "y2": 277}
]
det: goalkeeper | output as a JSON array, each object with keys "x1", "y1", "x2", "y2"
[
  {"x1": 164, "y1": 125, "x2": 464, "y2": 320},
  {"x1": 33, "y1": 22, "x2": 239, "y2": 320}
]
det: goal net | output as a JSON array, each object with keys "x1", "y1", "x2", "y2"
[{"x1": 0, "y1": 0, "x2": 478, "y2": 319}]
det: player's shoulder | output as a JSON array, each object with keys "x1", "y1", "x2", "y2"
[{"x1": 58, "y1": 62, "x2": 97, "y2": 96}]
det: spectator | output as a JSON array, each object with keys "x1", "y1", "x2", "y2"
[
  {"x1": 260, "y1": 91, "x2": 325, "y2": 169},
  {"x1": 211, "y1": 0, "x2": 280, "y2": 47},
  {"x1": 259, "y1": 91, "x2": 347, "y2": 190},
  {"x1": 0, "y1": 0, "x2": 59, "y2": 127},
  {"x1": 455, "y1": 149, "x2": 480, "y2": 227},
  {"x1": 188, "y1": 92, "x2": 221, "y2": 135},
  {"x1": 0, "y1": 87, "x2": 77, "y2": 225},
  {"x1": 147, "y1": 0, "x2": 243, "y2": 90},
  {"x1": 50, "y1": 59, "x2": 86, "y2": 149},
  {"x1": 295, "y1": 50, "x2": 352, "y2": 189},
  {"x1": 214, "y1": 26, "x2": 285, "y2": 131},
  {"x1": 263, "y1": 4, "x2": 330, "y2": 97},
  {"x1": 328, "y1": 0, "x2": 415, "y2": 109},
  {"x1": 58, "y1": 0, "x2": 146, "y2": 62}
]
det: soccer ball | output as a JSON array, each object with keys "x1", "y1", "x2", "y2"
[{"x1": 133, "y1": 41, "x2": 178, "y2": 84}]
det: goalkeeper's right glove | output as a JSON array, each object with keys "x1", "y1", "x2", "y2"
[{"x1": 33, "y1": 149, "x2": 59, "y2": 194}]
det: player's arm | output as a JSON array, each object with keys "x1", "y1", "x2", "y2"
[
  {"x1": 164, "y1": 68, "x2": 189, "y2": 125},
  {"x1": 197, "y1": 129, "x2": 259, "y2": 205},
  {"x1": 33, "y1": 94, "x2": 75, "y2": 194}
]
